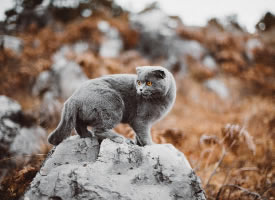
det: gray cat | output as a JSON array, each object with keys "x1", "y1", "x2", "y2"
[{"x1": 48, "y1": 66, "x2": 176, "y2": 146}]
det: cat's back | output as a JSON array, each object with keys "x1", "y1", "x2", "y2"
[
  {"x1": 71, "y1": 74, "x2": 137, "y2": 99},
  {"x1": 83, "y1": 74, "x2": 136, "y2": 90}
]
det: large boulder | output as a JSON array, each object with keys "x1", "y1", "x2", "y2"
[{"x1": 25, "y1": 136, "x2": 206, "y2": 200}]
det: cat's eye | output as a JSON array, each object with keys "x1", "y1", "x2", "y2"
[
  {"x1": 137, "y1": 80, "x2": 141, "y2": 85},
  {"x1": 146, "y1": 81, "x2": 152, "y2": 86}
]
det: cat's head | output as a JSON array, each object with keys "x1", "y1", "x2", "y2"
[{"x1": 135, "y1": 66, "x2": 170, "y2": 99}]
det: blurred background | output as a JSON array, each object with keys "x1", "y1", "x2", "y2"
[{"x1": 0, "y1": 0, "x2": 275, "y2": 199}]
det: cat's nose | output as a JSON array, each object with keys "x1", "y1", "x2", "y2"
[{"x1": 139, "y1": 88, "x2": 143, "y2": 92}]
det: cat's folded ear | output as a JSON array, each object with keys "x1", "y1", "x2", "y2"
[
  {"x1": 152, "y1": 70, "x2": 166, "y2": 79},
  {"x1": 136, "y1": 67, "x2": 142, "y2": 74}
]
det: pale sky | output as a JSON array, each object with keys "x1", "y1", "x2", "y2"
[
  {"x1": 1, "y1": 0, "x2": 275, "y2": 32},
  {"x1": 115, "y1": 0, "x2": 275, "y2": 32}
]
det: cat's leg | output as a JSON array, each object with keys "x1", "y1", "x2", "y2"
[
  {"x1": 131, "y1": 123, "x2": 153, "y2": 146},
  {"x1": 75, "y1": 120, "x2": 94, "y2": 138},
  {"x1": 93, "y1": 128, "x2": 125, "y2": 143},
  {"x1": 92, "y1": 108, "x2": 127, "y2": 144}
]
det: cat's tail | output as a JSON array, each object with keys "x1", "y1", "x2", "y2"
[{"x1": 48, "y1": 100, "x2": 77, "y2": 145}]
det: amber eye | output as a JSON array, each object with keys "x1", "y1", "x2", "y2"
[
  {"x1": 146, "y1": 81, "x2": 152, "y2": 86},
  {"x1": 137, "y1": 80, "x2": 141, "y2": 85}
]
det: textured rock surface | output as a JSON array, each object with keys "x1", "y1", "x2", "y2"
[{"x1": 25, "y1": 137, "x2": 206, "y2": 200}]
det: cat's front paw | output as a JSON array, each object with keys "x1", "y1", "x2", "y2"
[
  {"x1": 126, "y1": 138, "x2": 136, "y2": 145},
  {"x1": 137, "y1": 139, "x2": 154, "y2": 146}
]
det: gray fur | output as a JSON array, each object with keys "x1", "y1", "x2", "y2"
[{"x1": 48, "y1": 66, "x2": 176, "y2": 146}]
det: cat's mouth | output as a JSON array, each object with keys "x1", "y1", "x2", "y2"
[
  {"x1": 137, "y1": 90, "x2": 148, "y2": 97},
  {"x1": 139, "y1": 92, "x2": 151, "y2": 99}
]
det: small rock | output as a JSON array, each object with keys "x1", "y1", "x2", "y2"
[
  {"x1": 0, "y1": 35, "x2": 23, "y2": 54},
  {"x1": 39, "y1": 92, "x2": 62, "y2": 126},
  {"x1": 245, "y1": 38, "x2": 262, "y2": 61},
  {"x1": 72, "y1": 42, "x2": 89, "y2": 55},
  {"x1": 32, "y1": 71, "x2": 55, "y2": 97},
  {"x1": 130, "y1": 9, "x2": 176, "y2": 36},
  {"x1": 171, "y1": 38, "x2": 206, "y2": 61},
  {"x1": 97, "y1": 20, "x2": 110, "y2": 33},
  {"x1": 52, "y1": 60, "x2": 88, "y2": 99},
  {"x1": 25, "y1": 137, "x2": 206, "y2": 200},
  {"x1": 202, "y1": 56, "x2": 217, "y2": 71},
  {"x1": 98, "y1": 20, "x2": 123, "y2": 58},
  {"x1": 10, "y1": 126, "x2": 47, "y2": 156},
  {"x1": 33, "y1": 44, "x2": 89, "y2": 100},
  {"x1": 0, "y1": 95, "x2": 21, "y2": 119},
  {"x1": 52, "y1": 45, "x2": 89, "y2": 100},
  {"x1": 204, "y1": 79, "x2": 229, "y2": 99}
]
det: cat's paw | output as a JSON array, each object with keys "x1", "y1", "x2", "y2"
[
  {"x1": 126, "y1": 138, "x2": 136, "y2": 145},
  {"x1": 137, "y1": 139, "x2": 154, "y2": 146}
]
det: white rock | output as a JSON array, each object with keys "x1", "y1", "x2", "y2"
[
  {"x1": 130, "y1": 9, "x2": 176, "y2": 37},
  {"x1": 97, "y1": 20, "x2": 110, "y2": 33},
  {"x1": 245, "y1": 38, "x2": 262, "y2": 61},
  {"x1": 33, "y1": 44, "x2": 89, "y2": 100},
  {"x1": 202, "y1": 56, "x2": 217, "y2": 70},
  {"x1": 10, "y1": 126, "x2": 47, "y2": 155},
  {"x1": 32, "y1": 71, "x2": 54, "y2": 96},
  {"x1": 0, "y1": 35, "x2": 23, "y2": 54},
  {"x1": 171, "y1": 38, "x2": 206, "y2": 61},
  {"x1": 0, "y1": 95, "x2": 21, "y2": 119},
  {"x1": 39, "y1": 92, "x2": 62, "y2": 125},
  {"x1": 53, "y1": 60, "x2": 88, "y2": 99},
  {"x1": 72, "y1": 42, "x2": 89, "y2": 54},
  {"x1": 25, "y1": 137, "x2": 206, "y2": 200},
  {"x1": 204, "y1": 79, "x2": 229, "y2": 99},
  {"x1": 98, "y1": 20, "x2": 123, "y2": 58}
]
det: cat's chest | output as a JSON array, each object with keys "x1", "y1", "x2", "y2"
[{"x1": 136, "y1": 101, "x2": 168, "y2": 121}]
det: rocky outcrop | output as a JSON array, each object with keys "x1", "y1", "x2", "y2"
[{"x1": 25, "y1": 136, "x2": 206, "y2": 200}]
